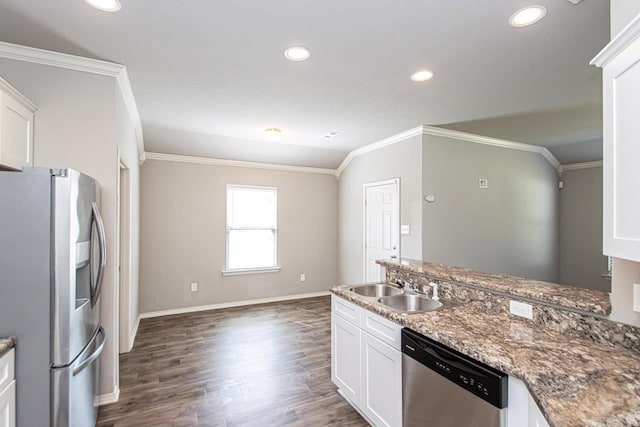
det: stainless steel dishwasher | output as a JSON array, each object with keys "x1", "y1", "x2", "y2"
[{"x1": 402, "y1": 328, "x2": 508, "y2": 427}]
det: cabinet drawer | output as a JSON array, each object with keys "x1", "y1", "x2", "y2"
[
  {"x1": 0, "y1": 380, "x2": 15, "y2": 427},
  {"x1": 0, "y1": 350, "x2": 14, "y2": 396},
  {"x1": 361, "y1": 309, "x2": 402, "y2": 350},
  {"x1": 332, "y1": 295, "x2": 361, "y2": 326}
]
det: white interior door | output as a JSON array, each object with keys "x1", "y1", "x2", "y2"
[{"x1": 364, "y1": 179, "x2": 399, "y2": 283}]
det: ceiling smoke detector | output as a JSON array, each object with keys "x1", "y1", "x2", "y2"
[
  {"x1": 566, "y1": 0, "x2": 583, "y2": 4},
  {"x1": 264, "y1": 127, "x2": 283, "y2": 140}
]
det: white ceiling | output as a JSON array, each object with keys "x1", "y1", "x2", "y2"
[{"x1": 0, "y1": 0, "x2": 609, "y2": 168}]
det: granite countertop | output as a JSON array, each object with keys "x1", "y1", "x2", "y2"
[
  {"x1": 331, "y1": 285, "x2": 640, "y2": 427},
  {"x1": 0, "y1": 337, "x2": 15, "y2": 358},
  {"x1": 378, "y1": 258, "x2": 612, "y2": 315}
]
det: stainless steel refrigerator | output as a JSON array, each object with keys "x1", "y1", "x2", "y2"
[{"x1": 0, "y1": 167, "x2": 107, "y2": 427}]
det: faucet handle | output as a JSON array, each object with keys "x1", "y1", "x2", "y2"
[{"x1": 429, "y1": 282, "x2": 439, "y2": 300}]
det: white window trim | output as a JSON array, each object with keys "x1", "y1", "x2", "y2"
[
  {"x1": 224, "y1": 184, "x2": 279, "y2": 273},
  {"x1": 221, "y1": 266, "x2": 282, "y2": 276}
]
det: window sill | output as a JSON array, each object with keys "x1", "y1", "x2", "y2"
[{"x1": 221, "y1": 266, "x2": 282, "y2": 276}]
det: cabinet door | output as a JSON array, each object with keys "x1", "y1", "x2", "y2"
[
  {"x1": 0, "y1": 381, "x2": 16, "y2": 427},
  {"x1": 0, "y1": 90, "x2": 34, "y2": 171},
  {"x1": 331, "y1": 314, "x2": 361, "y2": 405},
  {"x1": 361, "y1": 331, "x2": 401, "y2": 427},
  {"x1": 601, "y1": 34, "x2": 640, "y2": 261}
]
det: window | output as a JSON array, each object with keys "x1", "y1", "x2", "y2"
[{"x1": 225, "y1": 185, "x2": 278, "y2": 273}]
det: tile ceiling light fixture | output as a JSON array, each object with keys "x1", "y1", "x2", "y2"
[
  {"x1": 83, "y1": 0, "x2": 121, "y2": 12},
  {"x1": 264, "y1": 127, "x2": 283, "y2": 140},
  {"x1": 509, "y1": 5, "x2": 547, "y2": 27},
  {"x1": 284, "y1": 46, "x2": 311, "y2": 61},
  {"x1": 410, "y1": 70, "x2": 434, "y2": 82}
]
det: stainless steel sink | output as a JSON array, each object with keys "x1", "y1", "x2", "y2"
[
  {"x1": 349, "y1": 283, "x2": 404, "y2": 298},
  {"x1": 377, "y1": 294, "x2": 445, "y2": 313}
]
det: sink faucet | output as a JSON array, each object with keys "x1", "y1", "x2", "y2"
[{"x1": 429, "y1": 282, "x2": 439, "y2": 301}]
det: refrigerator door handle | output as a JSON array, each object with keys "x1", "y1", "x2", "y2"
[
  {"x1": 73, "y1": 326, "x2": 106, "y2": 376},
  {"x1": 91, "y1": 202, "x2": 107, "y2": 307}
]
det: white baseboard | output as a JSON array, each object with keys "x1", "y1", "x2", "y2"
[
  {"x1": 140, "y1": 291, "x2": 331, "y2": 319},
  {"x1": 97, "y1": 387, "x2": 120, "y2": 406}
]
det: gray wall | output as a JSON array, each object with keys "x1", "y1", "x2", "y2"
[
  {"x1": 0, "y1": 58, "x2": 141, "y2": 398},
  {"x1": 559, "y1": 167, "x2": 608, "y2": 291},
  {"x1": 139, "y1": 159, "x2": 338, "y2": 313},
  {"x1": 337, "y1": 135, "x2": 423, "y2": 284},
  {"x1": 421, "y1": 135, "x2": 560, "y2": 282}
]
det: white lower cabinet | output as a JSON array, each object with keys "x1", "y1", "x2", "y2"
[
  {"x1": 508, "y1": 376, "x2": 550, "y2": 427},
  {"x1": 331, "y1": 313, "x2": 361, "y2": 403},
  {"x1": 0, "y1": 349, "x2": 15, "y2": 427},
  {"x1": 331, "y1": 295, "x2": 402, "y2": 427},
  {"x1": 361, "y1": 331, "x2": 402, "y2": 427},
  {"x1": 527, "y1": 395, "x2": 550, "y2": 427}
]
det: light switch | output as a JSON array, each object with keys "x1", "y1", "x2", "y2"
[
  {"x1": 634, "y1": 284, "x2": 640, "y2": 312},
  {"x1": 401, "y1": 225, "x2": 410, "y2": 235}
]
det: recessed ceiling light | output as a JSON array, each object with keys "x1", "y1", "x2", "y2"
[
  {"x1": 509, "y1": 5, "x2": 547, "y2": 27},
  {"x1": 410, "y1": 70, "x2": 434, "y2": 82},
  {"x1": 284, "y1": 46, "x2": 311, "y2": 62},
  {"x1": 265, "y1": 128, "x2": 283, "y2": 140},
  {"x1": 83, "y1": 0, "x2": 121, "y2": 12}
]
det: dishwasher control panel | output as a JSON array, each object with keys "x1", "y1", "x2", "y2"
[{"x1": 402, "y1": 328, "x2": 508, "y2": 409}]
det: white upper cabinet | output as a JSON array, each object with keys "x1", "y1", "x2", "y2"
[
  {"x1": 0, "y1": 77, "x2": 36, "y2": 171},
  {"x1": 0, "y1": 349, "x2": 16, "y2": 427},
  {"x1": 592, "y1": 14, "x2": 640, "y2": 262}
]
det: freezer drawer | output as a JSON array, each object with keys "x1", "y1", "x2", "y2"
[{"x1": 52, "y1": 327, "x2": 105, "y2": 427}]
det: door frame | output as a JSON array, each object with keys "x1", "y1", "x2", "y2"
[
  {"x1": 117, "y1": 159, "x2": 133, "y2": 353},
  {"x1": 362, "y1": 178, "x2": 400, "y2": 283}
]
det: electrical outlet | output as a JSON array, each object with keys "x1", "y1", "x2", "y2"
[
  {"x1": 300, "y1": 274, "x2": 306, "y2": 282},
  {"x1": 191, "y1": 282, "x2": 198, "y2": 292},
  {"x1": 634, "y1": 284, "x2": 640, "y2": 312},
  {"x1": 509, "y1": 300, "x2": 533, "y2": 319}
]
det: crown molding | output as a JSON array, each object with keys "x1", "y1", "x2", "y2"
[
  {"x1": 335, "y1": 126, "x2": 423, "y2": 176},
  {"x1": 145, "y1": 152, "x2": 337, "y2": 175},
  {"x1": 540, "y1": 148, "x2": 563, "y2": 173},
  {"x1": 591, "y1": 12, "x2": 640, "y2": 68},
  {"x1": 0, "y1": 76, "x2": 37, "y2": 111},
  {"x1": 336, "y1": 125, "x2": 563, "y2": 177},
  {"x1": 0, "y1": 41, "x2": 145, "y2": 163},
  {"x1": 562, "y1": 160, "x2": 603, "y2": 171},
  {"x1": 423, "y1": 126, "x2": 562, "y2": 173}
]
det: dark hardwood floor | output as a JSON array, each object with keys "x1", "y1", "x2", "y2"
[{"x1": 97, "y1": 296, "x2": 369, "y2": 427}]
